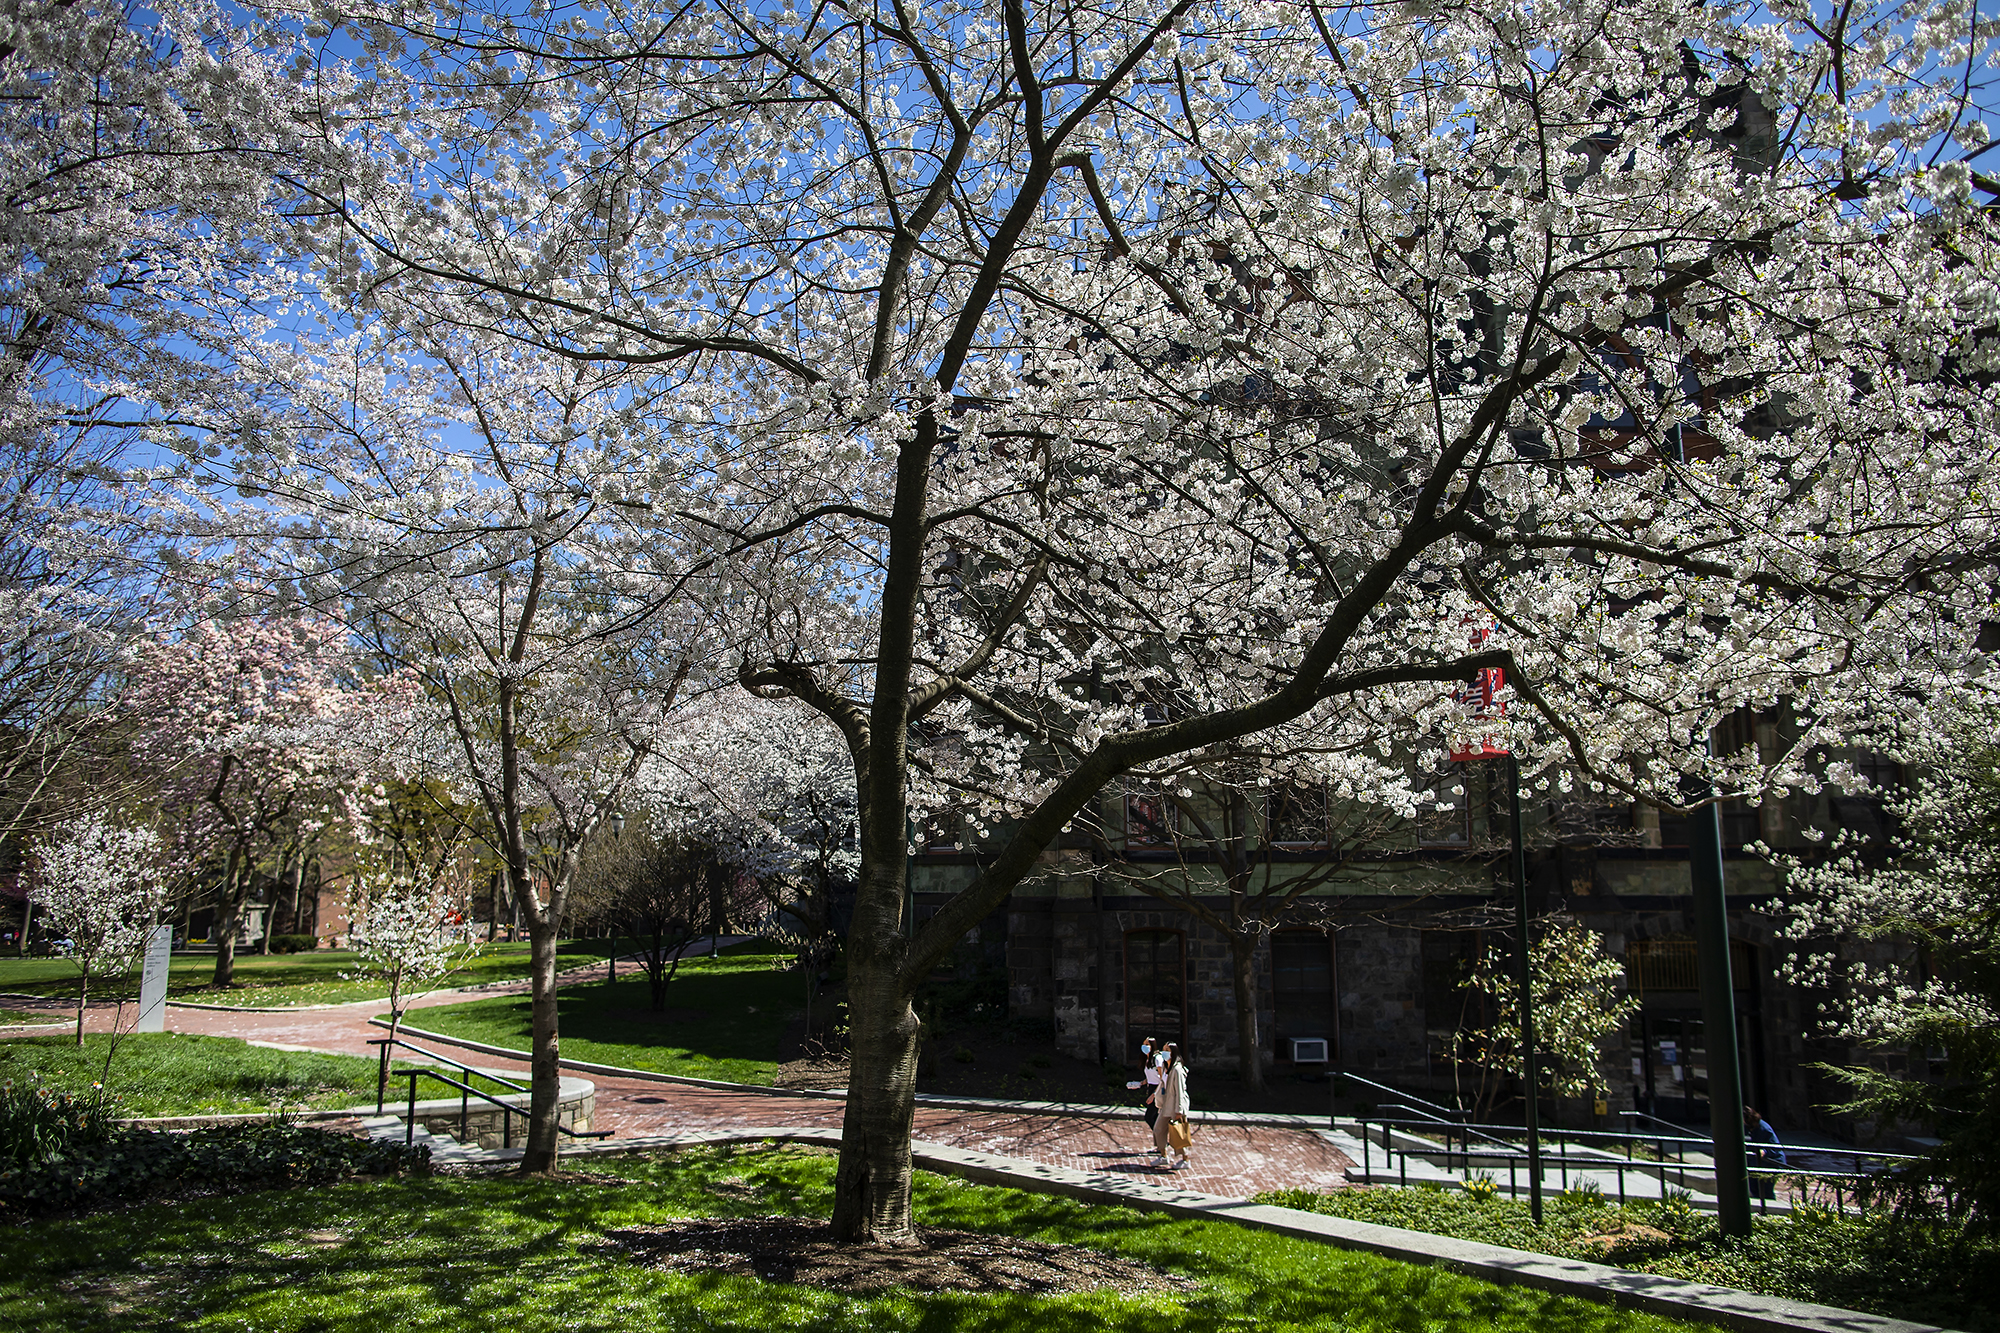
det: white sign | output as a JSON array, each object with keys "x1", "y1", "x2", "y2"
[{"x1": 135, "y1": 925, "x2": 173, "y2": 1033}]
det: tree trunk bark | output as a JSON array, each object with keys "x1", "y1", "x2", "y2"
[
  {"x1": 829, "y1": 951, "x2": 922, "y2": 1245},
  {"x1": 261, "y1": 852, "x2": 281, "y2": 955},
  {"x1": 519, "y1": 918, "x2": 563, "y2": 1174},
  {"x1": 1230, "y1": 931, "x2": 1265, "y2": 1094},
  {"x1": 212, "y1": 851, "x2": 244, "y2": 988},
  {"x1": 74, "y1": 965, "x2": 88, "y2": 1046}
]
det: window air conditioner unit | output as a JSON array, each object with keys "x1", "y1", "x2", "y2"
[{"x1": 1290, "y1": 1037, "x2": 1330, "y2": 1064}]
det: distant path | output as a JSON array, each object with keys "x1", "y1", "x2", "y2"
[{"x1": 0, "y1": 938, "x2": 1355, "y2": 1201}]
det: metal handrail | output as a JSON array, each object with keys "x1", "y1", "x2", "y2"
[
  {"x1": 370, "y1": 1033, "x2": 528, "y2": 1109},
  {"x1": 1618, "y1": 1108, "x2": 1694, "y2": 1138},
  {"x1": 1354, "y1": 1112, "x2": 1924, "y2": 1215},
  {"x1": 394, "y1": 1066, "x2": 614, "y2": 1149},
  {"x1": 369, "y1": 1034, "x2": 610, "y2": 1149},
  {"x1": 1373, "y1": 1103, "x2": 1520, "y2": 1164},
  {"x1": 1335, "y1": 1071, "x2": 1463, "y2": 1121}
]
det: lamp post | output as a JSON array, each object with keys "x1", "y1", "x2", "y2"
[
  {"x1": 1506, "y1": 755, "x2": 1545, "y2": 1225},
  {"x1": 1689, "y1": 783, "x2": 1753, "y2": 1236},
  {"x1": 1454, "y1": 650, "x2": 1543, "y2": 1223}
]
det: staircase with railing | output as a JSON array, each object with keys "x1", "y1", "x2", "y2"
[{"x1": 362, "y1": 1034, "x2": 610, "y2": 1161}]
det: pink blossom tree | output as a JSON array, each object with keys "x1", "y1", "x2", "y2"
[{"x1": 124, "y1": 613, "x2": 416, "y2": 987}]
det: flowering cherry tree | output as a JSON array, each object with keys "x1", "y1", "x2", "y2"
[
  {"x1": 28, "y1": 816, "x2": 169, "y2": 1044},
  {"x1": 1773, "y1": 708, "x2": 2000, "y2": 1222},
  {"x1": 151, "y1": 330, "x2": 720, "y2": 1173},
  {"x1": 171, "y1": 0, "x2": 2000, "y2": 1240},
  {"x1": 640, "y1": 695, "x2": 859, "y2": 939},
  {"x1": 0, "y1": 0, "x2": 304, "y2": 842},
  {"x1": 345, "y1": 851, "x2": 483, "y2": 1059}
]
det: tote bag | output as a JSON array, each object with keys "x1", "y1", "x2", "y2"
[{"x1": 1166, "y1": 1116, "x2": 1196, "y2": 1152}]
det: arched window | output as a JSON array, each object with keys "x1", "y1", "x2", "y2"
[{"x1": 1124, "y1": 929, "x2": 1185, "y2": 1058}]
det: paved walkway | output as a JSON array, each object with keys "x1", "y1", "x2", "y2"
[{"x1": 3, "y1": 963, "x2": 1357, "y2": 1202}]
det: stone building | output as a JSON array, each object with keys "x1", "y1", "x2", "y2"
[{"x1": 910, "y1": 741, "x2": 1901, "y2": 1139}]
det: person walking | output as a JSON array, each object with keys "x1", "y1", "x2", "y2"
[
  {"x1": 1745, "y1": 1105, "x2": 1787, "y2": 1200},
  {"x1": 1156, "y1": 1042, "x2": 1193, "y2": 1171},
  {"x1": 1125, "y1": 1037, "x2": 1164, "y2": 1156}
]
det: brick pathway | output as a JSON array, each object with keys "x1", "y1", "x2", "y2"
[{"x1": 6, "y1": 971, "x2": 1356, "y2": 1202}]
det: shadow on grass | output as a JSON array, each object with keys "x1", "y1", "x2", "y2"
[
  {"x1": 410, "y1": 960, "x2": 802, "y2": 1085},
  {"x1": 0, "y1": 1147, "x2": 1715, "y2": 1333}
]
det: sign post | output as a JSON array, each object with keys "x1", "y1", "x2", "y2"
[{"x1": 135, "y1": 925, "x2": 173, "y2": 1033}]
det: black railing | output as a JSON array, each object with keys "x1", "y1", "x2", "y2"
[
  {"x1": 1334, "y1": 1070, "x2": 1464, "y2": 1122},
  {"x1": 1352, "y1": 1113, "x2": 1924, "y2": 1214},
  {"x1": 367, "y1": 1035, "x2": 611, "y2": 1148}
]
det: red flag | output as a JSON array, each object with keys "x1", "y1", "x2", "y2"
[{"x1": 1450, "y1": 625, "x2": 1508, "y2": 761}]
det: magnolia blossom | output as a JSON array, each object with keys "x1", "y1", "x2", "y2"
[
  {"x1": 29, "y1": 816, "x2": 169, "y2": 1044},
  {"x1": 124, "y1": 610, "x2": 418, "y2": 985}
]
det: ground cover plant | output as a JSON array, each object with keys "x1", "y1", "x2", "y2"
[
  {"x1": 0, "y1": 1034, "x2": 518, "y2": 1117},
  {"x1": 1258, "y1": 1183, "x2": 2000, "y2": 1332},
  {"x1": 0, "y1": 940, "x2": 616, "y2": 1009},
  {"x1": 410, "y1": 950, "x2": 800, "y2": 1085},
  {"x1": 0, "y1": 1144, "x2": 1715, "y2": 1333},
  {"x1": 0, "y1": 1114, "x2": 429, "y2": 1219}
]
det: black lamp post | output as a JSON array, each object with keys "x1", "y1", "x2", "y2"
[{"x1": 1506, "y1": 755, "x2": 1545, "y2": 1225}]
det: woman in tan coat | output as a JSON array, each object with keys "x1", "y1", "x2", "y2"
[{"x1": 1155, "y1": 1043, "x2": 1192, "y2": 1171}]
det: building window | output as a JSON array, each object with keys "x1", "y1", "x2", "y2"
[
  {"x1": 1829, "y1": 752, "x2": 1902, "y2": 848},
  {"x1": 1125, "y1": 793, "x2": 1176, "y2": 850},
  {"x1": 1269, "y1": 784, "x2": 1330, "y2": 849},
  {"x1": 1124, "y1": 929, "x2": 1185, "y2": 1057},
  {"x1": 1418, "y1": 771, "x2": 1471, "y2": 847},
  {"x1": 1272, "y1": 929, "x2": 1334, "y2": 1059}
]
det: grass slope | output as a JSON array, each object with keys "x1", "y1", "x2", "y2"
[
  {"x1": 0, "y1": 1145, "x2": 1712, "y2": 1333},
  {"x1": 0, "y1": 941, "x2": 617, "y2": 1009},
  {"x1": 410, "y1": 951, "x2": 800, "y2": 1085},
  {"x1": 1260, "y1": 1183, "x2": 2000, "y2": 1332},
  {"x1": 0, "y1": 1034, "x2": 386, "y2": 1116},
  {"x1": 0, "y1": 1034, "x2": 521, "y2": 1117}
]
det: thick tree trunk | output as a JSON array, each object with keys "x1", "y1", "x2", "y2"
[
  {"x1": 830, "y1": 952, "x2": 922, "y2": 1245},
  {"x1": 1230, "y1": 932, "x2": 1265, "y2": 1094},
  {"x1": 519, "y1": 920, "x2": 563, "y2": 1173}
]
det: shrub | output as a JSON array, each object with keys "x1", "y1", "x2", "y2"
[
  {"x1": 0, "y1": 1120, "x2": 430, "y2": 1218},
  {"x1": 267, "y1": 934, "x2": 319, "y2": 954},
  {"x1": 0, "y1": 1079, "x2": 115, "y2": 1169}
]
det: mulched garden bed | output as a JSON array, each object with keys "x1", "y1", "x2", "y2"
[{"x1": 591, "y1": 1216, "x2": 1198, "y2": 1295}]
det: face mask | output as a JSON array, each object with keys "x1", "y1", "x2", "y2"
[{"x1": 1140, "y1": 1044, "x2": 1152, "y2": 1056}]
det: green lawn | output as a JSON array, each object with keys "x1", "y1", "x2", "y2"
[
  {"x1": 1259, "y1": 1184, "x2": 1999, "y2": 1332},
  {"x1": 0, "y1": 940, "x2": 618, "y2": 1009},
  {"x1": 408, "y1": 950, "x2": 800, "y2": 1085},
  {"x1": 0, "y1": 1033, "x2": 522, "y2": 1117},
  {"x1": 0, "y1": 1144, "x2": 1711, "y2": 1333}
]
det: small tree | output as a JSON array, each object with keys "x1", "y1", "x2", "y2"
[
  {"x1": 28, "y1": 817, "x2": 169, "y2": 1045},
  {"x1": 572, "y1": 829, "x2": 763, "y2": 1011},
  {"x1": 1773, "y1": 712, "x2": 2000, "y2": 1227},
  {"x1": 1451, "y1": 918, "x2": 1637, "y2": 1121},
  {"x1": 345, "y1": 851, "x2": 483, "y2": 1063}
]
